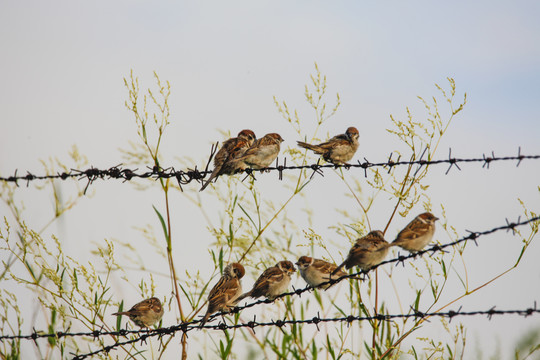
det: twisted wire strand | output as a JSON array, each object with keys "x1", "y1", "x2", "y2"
[
  {"x1": 1, "y1": 148, "x2": 538, "y2": 190},
  {"x1": 68, "y1": 305, "x2": 540, "y2": 360}
]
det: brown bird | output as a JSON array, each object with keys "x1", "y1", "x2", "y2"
[
  {"x1": 391, "y1": 212, "x2": 439, "y2": 252},
  {"x1": 296, "y1": 256, "x2": 348, "y2": 290},
  {"x1": 112, "y1": 297, "x2": 164, "y2": 328},
  {"x1": 232, "y1": 133, "x2": 284, "y2": 170},
  {"x1": 297, "y1": 127, "x2": 359, "y2": 165},
  {"x1": 235, "y1": 261, "x2": 296, "y2": 302},
  {"x1": 200, "y1": 263, "x2": 245, "y2": 327},
  {"x1": 200, "y1": 129, "x2": 256, "y2": 191},
  {"x1": 332, "y1": 230, "x2": 390, "y2": 275}
]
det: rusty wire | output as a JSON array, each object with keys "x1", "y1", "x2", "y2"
[
  {"x1": 67, "y1": 304, "x2": 540, "y2": 360},
  {"x1": 0, "y1": 148, "x2": 538, "y2": 193}
]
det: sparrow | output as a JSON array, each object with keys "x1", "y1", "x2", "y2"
[
  {"x1": 297, "y1": 127, "x2": 359, "y2": 165},
  {"x1": 112, "y1": 297, "x2": 164, "y2": 328},
  {"x1": 232, "y1": 133, "x2": 284, "y2": 170},
  {"x1": 332, "y1": 230, "x2": 390, "y2": 275},
  {"x1": 200, "y1": 262, "x2": 245, "y2": 326},
  {"x1": 390, "y1": 212, "x2": 439, "y2": 252},
  {"x1": 200, "y1": 129, "x2": 256, "y2": 191},
  {"x1": 296, "y1": 256, "x2": 348, "y2": 290},
  {"x1": 235, "y1": 260, "x2": 296, "y2": 302}
]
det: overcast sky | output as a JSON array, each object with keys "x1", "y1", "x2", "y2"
[{"x1": 1, "y1": 1, "x2": 540, "y2": 359}]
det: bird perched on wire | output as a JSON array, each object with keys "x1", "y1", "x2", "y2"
[
  {"x1": 112, "y1": 297, "x2": 164, "y2": 328},
  {"x1": 200, "y1": 263, "x2": 245, "y2": 327},
  {"x1": 297, "y1": 126, "x2": 359, "y2": 165},
  {"x1": 390, "y1": 212, "x2": 439, "y2": 252},
  {"x1": 296, "y1": 256, "x2": 349, "y2": 290},
  {"x1": 235, "y1": 261, "x2": 296, "y2": 302},
  {"x1": 332, "y1": 230, "x2": 389, "y2": 275},
  {"x1": 200, "y1": 129, "x2": 257, "y2": 191},
  {"x1": 232, "y1": 133, "x2": 284, "y2": 170}
]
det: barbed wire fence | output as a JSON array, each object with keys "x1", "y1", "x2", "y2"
[
  {"x1": 1, "y1": 147, "x2": 538, "y2": 192},
  {"x1": 0, "y1": 215, "x2": 538, "y2": 359},
  {"x1": 1, "y1": 148, "x2": 539, "y2": 359},
  {"x1": 71, "y1": 306, "x2": 540, "y2": 360}
]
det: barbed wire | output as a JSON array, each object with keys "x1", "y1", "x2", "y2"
[
  {"x1": 1, "y1": 148, "x2": 538, "y2": 192},
  {"x1": 67, "y1": 304, "x2": 540, "y2": 360},
  {"x1": 1, "y1": 215, "x2": 538, "y2": 359}
]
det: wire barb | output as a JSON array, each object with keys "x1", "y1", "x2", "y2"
[{"x1": 3, "y1": 151, "x2": 540, "y2": 189}]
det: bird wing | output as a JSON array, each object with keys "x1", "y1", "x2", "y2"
[
  {"x1": 228, "y1": 138, "x2": 251, "y2": 159},
  {"x1": 250, "y1": 266, "x2": 284, "y2": 297},
  {"x1": 207, "y1": 276, "x2": 241, "y2": 311},
  {"x1": 328, "y1": 133, "x2": 349, "y2": 142},
  {"x1": 238, "y1": 137, "x2": 264, "y2": 158},
  {"x1": 207, "y1": 275, "x2": 227, "y2": 300},
  {"x1": 132, "y1": 302, "x2": 154, "y2": 314},
  {"x1": 200, "y1": 137, "x2": 240, "y2": 191},
  {"x1": 396, "y1": 219, "x2": 429, "y2": 241},
  {"x1": 318, "y1": 134, "x2": 350, "y2": 149},
  {"x1": 114, "y1": 302, "x2": 150, "y2": 317},
  {"x1": 213, "y1": 137, "x2": 238, "y2": 167},
  {"x1": 313, "y1": 259, "x2": 348, "y2": 279},
  {"x1": 312, "y1": 259, "x2": 338, "y2": 275},
  {"x1": 352, "y1": 239, "x2": 376, "y2": 251},
  {"x1": 218, "y1": 138, "x2": 252, "y2": 174}
]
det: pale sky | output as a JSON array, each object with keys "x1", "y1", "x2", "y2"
[{"x1": 1, "y1": 1, "x2": 540, "y2": 359}]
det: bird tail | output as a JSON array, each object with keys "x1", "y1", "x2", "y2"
[
  {"x1": 200, "y1": 169, "x2": 219, "y2": 191},
  {"x1": 322, "y1": 273, "x2": 363, "y2": 289},
  {"x1": 297, "y1": 141, "x2": 324, "y2": 154},
  {"x1": 112, "y1": 311, "x2": 128, "y2": 316},
  {"x1": 331, "y1": 261, "x2": 347, "y2": 276},
  {"x1": 388, "y1": 240, "x2": 400, "y2": 247},
  {"x1": 234, "y1": 292, "x2": 250, "y2": 304},
  {"x1": 199, "y1": 311, "x2": 211, "y2": 328}
]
